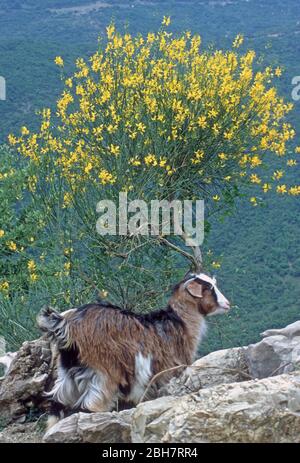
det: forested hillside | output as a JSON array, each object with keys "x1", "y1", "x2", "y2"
[{"x1": 0, "y1": 0, "x2": 299, "y2": 354}]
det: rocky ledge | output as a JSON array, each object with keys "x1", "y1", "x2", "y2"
[{"x1": 1, "y1": 321, "x2": 300, "y2": 443}]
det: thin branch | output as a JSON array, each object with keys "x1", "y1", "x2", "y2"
[
  {"x1": 139, "y1": 364, "x2": 187, "y2": 404},
  {"x1": 157, "y1": 236, "x2": 196, "y2": 267},
  {"x1": 191, "y1": 364, "x2": 253, "y2": 380},
  {"x1": 182, "y1": 232, "x2": 203, "y2": 273},
  {"x1": 269, "y1": 361, "x2": 296, "y2": 377},
  {"x1": 77, "y1": 271, "x2": 102, "y2": 295},
  {"x1": 138, "y1": 363, "x2": 253, "y2": 404}
]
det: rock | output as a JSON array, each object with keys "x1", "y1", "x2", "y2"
[
  {"x1": 246, "y1": 321, "x2": 300, "y2": 379},
  {"x1": 1, "y1": 320, "x2": 300, "y2": 443},
  {"x1": 132, "y1": 372, "x2": 300, "y2": 443},
  {"x1": 0, "y1": 337, "x2": 55, "y2": 423},
  {"x1": 261, "y1": 321, "x2": 300, "y2": 338},
  {"x1": 44, "y1": 409, "x2": 133, "y2": 443},
  {"x1": 160, "y1": 321, "x2": 300, "y2": 398},
  {"x1": 0, "y1": 422, "x2": 44, "y2": 443},
  {"x1": 0, "y1": 352, "x2": 17, "y2": 377},
  {"x1": 158, "y1": 347, "x2": 250, "y2": 397}
]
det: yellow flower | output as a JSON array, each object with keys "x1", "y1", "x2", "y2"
[
  {"x1": 213, "y1": 195, "x2": 220, "y2": 201},
  {"x1": 64, "y1": 261, "x2": 71, "y2": 271},
  {"x1": 276, "y1": 184, "x2": 287, "y2": 194},
  {"x1": 208, "y1": 109, "x2": 218, "y2": 119},
  {"x1": 30, "y1": 273, "x2": 38, "y2": 282},
  {"x1": 27, "y1": 260, "x2": 36, "y2": 272},
  {"x1": 109, "y1": 144, "x2": 120, "y2": 156},
  {"x1": 273, "y1": 170, "x2": 284, "y2": 180},
  {"x1": 0, "y1": 230, "x2": 5, "y2": 238},
  {"x1": 249, "y1": 156, "x2": 262, "y2": 168},
  {"x1": 288, "y1": 186, "x2": 300, "y2": 196},
  {"x1": 212, "y1": 261, "x2": 221, "y2": 269},
  {"x1": 136, "y1": 122, "x2": 146, "y2": 133},
  {"x1": 197, "y1": 116, "x2": 207, "y2": 128},
  {"x1": 64, "y1": 247, "x2": 73, "y2": 256},
  {"x1": 192, "y1": 150, "x2": 204, "y2": 164},
  {"x1": 63, "y1": 192, "x2": 72, "y2": 208},
  {"x1": 129, "y1": 157, "x2": 141, "y2": 167},
  {"x1": 250, "y1": 197, "x2": 258, "y2": 206},
  {"x1": 239, "y1": 155, "x2": 249, "y2": 167},
  {"x1": 100, "y1": 289, "x2": 108, "y2": 298},
  {"x1": 162, "y1": 16, "x2": 171, "y2": 26},
  {"x1": 287, "y1": 159, "x2": 297, "y2": 167},
  {"x1": 7, "y1": 241, "x2": 17, "y2": 252},
  {"x1": 262, "y1": 183, "x2": 272, "y2": 193},
  {"x1": 54, "y1": 56, "x2": 64, "y2": 67},
  {"x1": 233, "y1": 34, "x2": 244, "y2": 48},
  {"x1": 144, "y1": 154, "x2": 157, "y2": 166},
  {"x1": 8, "y1": 134, "x2": 18, "y2": 145},
  {"x1": 0, "y1": 281, "x2": 9, "y2": 293},
  {"x1": 65, "y1": 78, "x2": 73, "y2": 88},
  {"x1": 106, "y1": 24, "x2": 115, "y2": 40},
  {"x1": 84, "y1": 162, "x2": 93, "y2": 174},
  {"x1": 275, "y1": 67, "x2": 282, "y2": 77},
  {"x1": 147, "y1": 33, "x2": 155, "y2": 44},
  {"x1": 98, "y1": 169, "x2": 116, "y2": 185},
  {"x1": 250, "y1": 174, "x2": 261, "y2": 184},
  {"x1": 21, "y1": 126, "x2": 29, "y2": 136}
]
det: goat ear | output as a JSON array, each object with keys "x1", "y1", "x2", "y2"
[{"x1": 186, "y1": 280, "x2": 203, "y2": 298}]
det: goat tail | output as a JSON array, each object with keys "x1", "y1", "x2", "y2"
[{"x1": 37, "y1": 306, "x2": 70, "y2": 348}]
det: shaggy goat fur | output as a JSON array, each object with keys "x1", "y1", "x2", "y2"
[{"x1": 37, "y1": 273, "x2": 230, "y2": 427}]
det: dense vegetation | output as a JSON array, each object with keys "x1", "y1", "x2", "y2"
[{"x1": 0, "y1": 0, "x2": 299, "y2": 355}]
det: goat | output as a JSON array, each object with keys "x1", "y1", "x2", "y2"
[{"x1": 37, "y1": 272, "x2": 230, "y2": 428}]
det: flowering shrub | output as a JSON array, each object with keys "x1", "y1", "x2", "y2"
[{"x1": 9, "y1": 21, "x2": 299, "y2": 207}]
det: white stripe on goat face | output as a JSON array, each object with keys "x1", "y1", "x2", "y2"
[{"x1": 195, "y1": 273, "x2": 230, "y2": 311}]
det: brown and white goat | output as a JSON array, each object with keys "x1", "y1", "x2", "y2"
[{"x1": 37, "y1": 273, "x2": 230, "y2": 428}]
